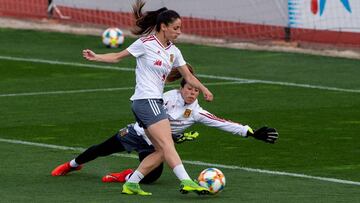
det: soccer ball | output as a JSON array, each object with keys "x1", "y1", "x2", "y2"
[
  {"x1": 102, "y1": 28, "x2": 124, "y2": 48},
  {"x1": 198, "y1": 168, "x2": 226, "y2": 194}
]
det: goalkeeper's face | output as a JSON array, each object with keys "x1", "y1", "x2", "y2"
[{"x1": 180, "y1": 83, "x2": 200, "y2": 104}]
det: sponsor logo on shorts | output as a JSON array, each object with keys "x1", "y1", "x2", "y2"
[{"x1": 119, "y1": 127, "x2": 129, "y2": 137}]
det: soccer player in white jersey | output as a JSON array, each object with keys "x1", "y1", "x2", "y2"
[
  {"x1": 82, "y1": 0, "x2": 213, "y2": 195},
  {"x1": 51, "y1": 77, "x2": 278, "y2": 184}
]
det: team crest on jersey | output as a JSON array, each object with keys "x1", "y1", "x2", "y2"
[
  {"x1": 170, "y1": 54, "x2": 174, "y2": 63},
  {"x1": 183, "y1": 109, "x2": 192, "y2": 118}
]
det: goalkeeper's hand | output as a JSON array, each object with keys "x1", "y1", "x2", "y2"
[
  {"x1": 173, "y1": 131, "x2": 200, "y2": 143},
  {"x1": 247, "y1": 126, "x2": 279, "y2": 144}
]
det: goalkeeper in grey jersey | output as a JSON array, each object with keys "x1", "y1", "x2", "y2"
[{"x1": 51, "y1": 78, "x2": 278, "y2": 183}]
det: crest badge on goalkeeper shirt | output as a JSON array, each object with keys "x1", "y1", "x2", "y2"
[
  {"x1": 198, "y1": 168, "x2": 226, "y2": 194},
  {"x1": 183, "y1": 109, "x2": 192, "y2": 118}
]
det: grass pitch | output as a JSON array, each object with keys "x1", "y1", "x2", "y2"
[{"x1": 0, "y1": 28, "x2": 359, "y2": 202}]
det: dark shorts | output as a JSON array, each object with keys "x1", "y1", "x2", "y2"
[
  {"x1": 117, "y1": 125, "x2": 163, "y2": 184},
  {"x1": 117, "y1": 125, "x2": 155, "y2": 154},
  {"x1": 131, "y1": 99, "x2": 168, "y2": 129}
]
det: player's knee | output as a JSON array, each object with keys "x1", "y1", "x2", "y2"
[
  {"x1": 151, "y1": 140, "x2": 174, "y2": 156},
  {"x1": 156, "y1": 135, "x2": 174, "y2": 148}
]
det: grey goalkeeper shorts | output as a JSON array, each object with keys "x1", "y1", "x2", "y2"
[
  {"x1": 131, "y1": 99, "x2": 168, "y2": 129},
  {"x1": 117, "y1": 125, "x2": 155, "y2": 154}
]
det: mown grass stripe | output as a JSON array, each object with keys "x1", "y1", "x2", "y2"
[
  {"x1": 1, "y1": 55, "x2": 359, "y2": 93},
  {"x1": 0, "y1": 137, "x2": 359, "y2": 186},
  {"x1": 0, "y1": 81, "x2": 251, "y2": 97}
]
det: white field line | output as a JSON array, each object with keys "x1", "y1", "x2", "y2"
[
  {"x1": 198, "y1": 74, "x2": 360, "y2": 93},
  {"x1": 0, "y1": 81, "x2": 251, "y2": 97},
  {"x1": 0, "y1": 137, "x2": 359, "y2": 186},
  {"x1": 0, "y1": 87, "x2": 134, "y2": 97},
  {"x1": 1, "y1": 55, "x2": 359, "y2": 93}
]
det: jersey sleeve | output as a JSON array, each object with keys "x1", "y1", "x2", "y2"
[
  {"x1": 163, "y1": 90, "x2": 177, "y2": 104},
  {"x1": 126, "y1": 38, "x2": 146, "y2": 57},
  {"x1": 193, "y1": 108, "x2": 250, "y2": 137},
  {"x1": 172, "y1": 47, "x2": 186, "y2": 68}
]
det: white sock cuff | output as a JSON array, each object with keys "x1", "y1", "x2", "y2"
[
  {"x1": 127, "y1": 170, "x2": 144, "y2": 183},
  {"x1": 125, "y1": 173, "x2": 132, "y2": 181},
  {"x1": 173, "y1": 164, "x2": 191, "y2": 181},
  {"x1": 69, "y1": 159, "x2": 79, "y2": 168}
]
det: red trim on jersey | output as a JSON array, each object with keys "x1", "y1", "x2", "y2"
[
  {"x1": 140, "y1": 35, "x2": 173, "y2": 49},
  {"x1": 199, "y1": 112, "x2": 226, "y2": 122},
  {"x1": 152, "y1": 35, "x2": 173, "y2": 50},
  {"x1": 199, "y1": 112, "x2": 242, "y2": 125},
  {"x1": 165, "y1": 42, "x2": 173, "y2": 50},
  {"x1": 141, "y1": 35, "x2": 155, "y2": 42},
  {"x1": 141, "y1": 36, "x2": 155, "y2": 43},
  {"x1": 141, "y1": 38, "x2": 155, "y2": 43}
]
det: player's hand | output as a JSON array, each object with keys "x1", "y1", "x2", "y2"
[
  {"x1": 202, "y1": 88, "x2": 213, "y2": 102},
  {"x1": 82, "y1": 49, "x2": 97, "y2": 61},
  {"x1": 174, "y1": 131, "x2": 200, "y2": 143},
  {"x1": 248, "y1": 126, "x2": 279, "y2": 144}
]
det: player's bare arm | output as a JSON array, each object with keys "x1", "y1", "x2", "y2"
[
  {"x1": 177, "y1": 65, "x2": 213, "y2": 102},
  {"x1": 82, "y1": 49, "x2": 131, "y2": 63}
]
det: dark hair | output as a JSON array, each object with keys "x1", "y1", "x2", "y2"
[
  {"x1": 180, "y1": 78, "x2": 187, "y2": 88},
  {"x1": 132, "y1": 0, "x2": 181, "y2": 35},
  {"x1": 180, "y1": 74, "x2": 200, "y2": 88},
  {"x1": 179, "y1": 64, "x2": 200, "y2": 88},
  {"x1": 166, "y1": 63, "x2": 194, "y2": 83}
]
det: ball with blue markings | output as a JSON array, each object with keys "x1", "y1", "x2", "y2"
[{"x1": 198, "y1": 168, "x2": 226, "y2": 194}]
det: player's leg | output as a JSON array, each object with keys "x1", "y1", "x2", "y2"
[
  {"x1": 122, "y1": 150, "x2": 162, "y2": 195},
  {"x1": 102, "y1": 151, "x2": 164, "y2": 183},
  {"x1": 144, "y1": 120, "x2": 209, "y2": 195},
  {"x1": 75, "y1": 133, "x2": 126, "y2": 163},
  {"x1": 124, "y1": 99, "x2": 209, "y2": 195},
  {"x1": 139, "y1": 151, "x2": 164, "y2": 184},
  {"x1": 51, "y1": 133, "x2": 126, "y2": 176}
]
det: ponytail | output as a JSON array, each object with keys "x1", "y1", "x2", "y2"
[{"x1": 131, "y1": 0, "x2": 180, "y2": 35}]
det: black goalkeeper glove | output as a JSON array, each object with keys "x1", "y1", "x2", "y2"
[
  {"x1": 247, "y1": 126, "x2": 279, "y2": 144},
  {"x1": 173, "y1": 131, "x2": 200, "y2": 143}
]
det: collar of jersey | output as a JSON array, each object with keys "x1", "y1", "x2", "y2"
[{"x1": 152, "y1": 34, "x2": 173, "y2": 50}]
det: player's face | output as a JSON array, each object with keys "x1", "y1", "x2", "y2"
[
  {"x1": 180, "y1": 83, "x2": 200, "y2": 104},
  {"x1": 164, "y1": 18, "x2": 182, "y2": 41}
]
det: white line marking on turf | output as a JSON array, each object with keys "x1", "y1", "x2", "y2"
[
  {"x1": 0, "y1": 87, "x2": 134, "y2": 97},
  {"x1": 1, "y1": 55, "x2": 359, "y2": 93},
  {"x1": 0, "y1": 81, "x2": 251, "y2": 97},
  {"x1": 198, "y1": 74, "x2": 360, "y2": 93},
  {"x1": 0, "y1": 55, "x2": 133, "y2": 72},
  {"x1": 0, "y1": 137, "x2": 359, "y2": 186}
]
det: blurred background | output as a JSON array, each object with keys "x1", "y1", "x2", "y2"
[{"x1": 0, "y1": 0, "x2": 359, "y2": 52}]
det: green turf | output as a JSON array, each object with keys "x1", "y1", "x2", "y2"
[
  {"x1": 1, "y1": 141, "x2": 359, "y2": 203},
  {"x1": 0, "y1": 28, "x2": 359, "y2": 202}
]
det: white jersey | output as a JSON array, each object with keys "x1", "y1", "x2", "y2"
[
  {"x1": 127, "y1": 35, "x2": 186, "y2": 100},
  {"x1": 133, "y1": 89, "x2": 251, "y2": 145}
]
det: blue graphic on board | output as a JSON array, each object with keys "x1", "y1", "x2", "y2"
[
  {"x1": 288, "y1": 0, "x2": 352, "y2": 27},
  {"x1": 318, "y1": 0, "x2": 352, "y2": 16},
  {"x1": 288, "y1": 0, "x2": 301, "y2": 27}
]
